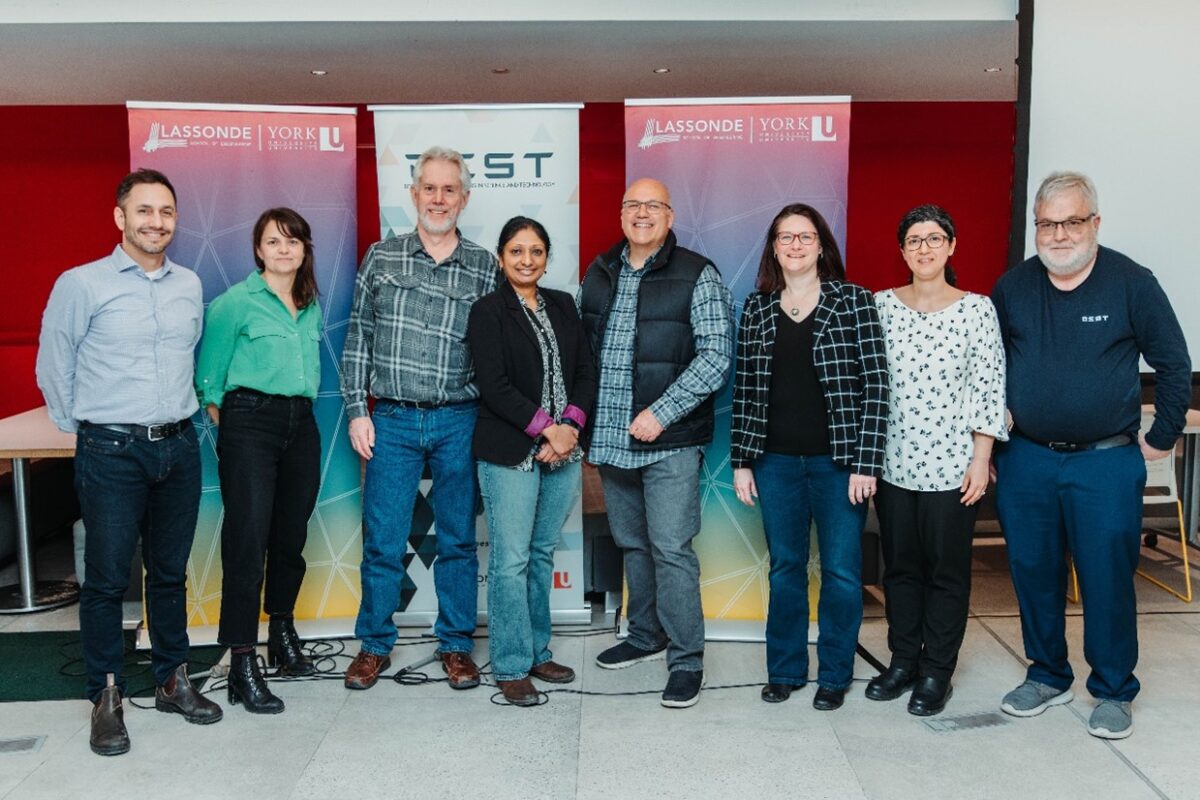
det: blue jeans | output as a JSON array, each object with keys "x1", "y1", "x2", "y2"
[
  {"x1": 478, "y1": 459, "x2": 580, "y2": 681},
  {"x1": 355, "y1": 401, "x2": 479, "y2": 656},
  {"x1": 75, "y1": 421, "x2": 201, "y2": 702},
  {"x1": 995, "y1": 435, "x2": 1146, "y2": 701},
  {"x1": 598, "y1": 449, "x2": 705, "y2": 672},
  {"x1": 754, "y1": 452, "x2": 865, "y2": 690}
]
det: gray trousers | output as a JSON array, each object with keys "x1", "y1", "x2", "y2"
[{"x1": 598, "y1": 448, "x2": 704, "y2": 671}]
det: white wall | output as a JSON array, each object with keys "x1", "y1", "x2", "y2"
[{"x1": 1027, "y1": 1, "x2": 1200, "y2": 365}]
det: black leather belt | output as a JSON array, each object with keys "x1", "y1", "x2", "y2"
[
  {"x1": 84, "y1": 420, "x2": 190, "y2": 442},
  {"x1": 1019, "y1": 432, "x2": 1133, "y2": 453},
  {"x1": 378, "y1": 398, "x2": 469, "y2": 410}
]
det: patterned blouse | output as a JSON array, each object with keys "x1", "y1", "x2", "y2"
[
  {"x1": 514, "y1": 292, "x2": 583, "y2": 472},
  {"x1": 874, "y1": 290, "x2": 1008, "y2": 491}
]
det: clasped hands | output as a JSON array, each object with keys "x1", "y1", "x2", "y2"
[{"x1": 536, "y1": 423, "x2": 579, "y2": 464}]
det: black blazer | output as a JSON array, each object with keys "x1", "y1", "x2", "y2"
[{"x1": 467, "y1": 281, "x2": 597, "y2": 466}]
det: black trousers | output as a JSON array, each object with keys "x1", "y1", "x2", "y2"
[
  {"x1": 216, "y1": 390, "x2": 321, "y2": 646},
  {"x1": 874, "y1": 480, "x2": 979, "y2": 681}
]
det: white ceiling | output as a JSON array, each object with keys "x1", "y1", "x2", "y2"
[{"x1": 0, "y1": 2, "x2": 1019, "y2": 105}]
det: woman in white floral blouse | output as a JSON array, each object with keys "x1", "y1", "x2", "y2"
[{"x1": 867, "y1": 204, "x2": 1008, "y2": 717}]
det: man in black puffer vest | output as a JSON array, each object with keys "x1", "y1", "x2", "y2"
[{"x1": 578, "y1": 178, "x2": 733, "y2": 708}]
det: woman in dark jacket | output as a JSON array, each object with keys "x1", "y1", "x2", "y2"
[
  {"x1": 730, "y1": 203, "x2": 888, "y2": 711},
  {"x1": 467, "y1": 216, "x2": 596, "y2": 707}
]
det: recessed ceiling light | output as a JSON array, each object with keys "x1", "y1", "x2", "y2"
[
  {"x1": 984, "y1": 66, "x2": 1003, "y2": 73},
  {"x1": 491, "y1": 67, "x2": 510, "y2": 75},
  {"x1": 310, "y1": 69, "x2": 328, "y2": 76},
  {"x1": 653, "y1": 67, "x2": 671, "y2": 74}
]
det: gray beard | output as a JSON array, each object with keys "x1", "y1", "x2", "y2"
[
  {"x1": 1038, "y1": 241, "x2": 1098, "y2": 276},
  {"x1": 419, "y1": 211, "x2": 457, "y2": 236}
]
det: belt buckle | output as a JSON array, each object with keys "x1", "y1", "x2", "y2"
[
  {"x1": 1047, "y1": 441, "x2": 1079, "y2": 453},
  {"x1": 147, "y1": 424, "x2": 169, "y2": 442}
]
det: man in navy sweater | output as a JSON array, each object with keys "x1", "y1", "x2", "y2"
[{"x1": 992, "y1": 171, "x2": 1190, "y2": 740}]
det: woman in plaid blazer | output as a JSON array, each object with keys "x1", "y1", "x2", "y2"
[{"x1": 730, "y1": 203, "x2": 888, "y2": 711}]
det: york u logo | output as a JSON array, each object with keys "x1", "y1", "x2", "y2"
[
  {"x1": 319, "y1": 127, "x2": 344, "y2": 152},
  {"x1": 1081, "y1": 315, "x2": 1109, "y2": 322},
  {"x1": 405, "y1": 151, "x2": 553, "y2": 179},
  {"x1": 553, "y1": 571, "x2": 572, "y2": 589},
  {"x1": 812, "y1": 115, "x2": 837, "y2": 142}
]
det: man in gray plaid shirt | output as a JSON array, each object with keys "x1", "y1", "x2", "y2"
[
  {"x1": 340, "y1": 146, "x2": 498, "y2": 692},
  {"x1": 578, "y1": 178, "x2": 734, "y2": 708}
]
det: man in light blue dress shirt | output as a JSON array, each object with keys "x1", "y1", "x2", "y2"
[{"x1": 36, "y1": 169, "x2": 222, "y2": 757}]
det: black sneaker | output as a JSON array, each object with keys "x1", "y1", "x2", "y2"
[
  {"x1": 595, "y1": 641, "x2": 667, "y2": 670},
  {"x1": 661, "y1": 670, "x2": 704, "y2": 708}
]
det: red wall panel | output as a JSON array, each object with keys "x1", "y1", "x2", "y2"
[{"x1": 0, "y1": 101, "x2": 1014, "y2": 416}]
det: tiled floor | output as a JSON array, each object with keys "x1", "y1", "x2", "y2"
[{"x1": 1, "y1": 535, "x2": 1197, "y2": 800}]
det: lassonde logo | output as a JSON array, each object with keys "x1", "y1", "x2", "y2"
[
  {"x1": 637, "y1": 116, "x2": 743, "y2": 149},
  {"x1": 142, "y1": 122, "x2": 187, "y2": 153},
  {"x1": 637, "y1": 119, "x2": 681, "y2": 149}
]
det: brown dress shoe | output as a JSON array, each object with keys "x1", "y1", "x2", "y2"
[
  {"x1": 498, "y1": 677, "x2": 540, "y2": 706},
  {"x1": 439, "y1": 651, "x2": 481, "y2": 689},
  {"x1": 344, "y1": 651, "x2": 391, "y2": 690},
  {"x1": 155, "y1": 664, "x2": 223, "y2": 724},
  {"x1": 529, "y1": 660, "x2": 576, "y2": 684},
  {"x1": 90, "y1": 679, "x2": 130, "y2": 756}
]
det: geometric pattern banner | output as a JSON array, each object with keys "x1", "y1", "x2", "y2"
[
  {"x1": 127, "y1": 101, "x2": 360, "y2": 630},
  {"x1": 370, "y1": 103, "x2": 588, "y2": 623},
  {"x1": 625, "y1": 96, "x2": 852, "y2": 625}
]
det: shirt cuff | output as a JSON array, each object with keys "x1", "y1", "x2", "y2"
[
  {"x1": 562, "y1": 405, "x2": 588, "y2": 430},
  {"x1": 525, "y1": 408, "x2": 555, "y2": 439}
]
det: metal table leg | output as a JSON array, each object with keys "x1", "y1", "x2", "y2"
[{"x1": 0, "y1": 457, "x2": 80, "y2": 613}]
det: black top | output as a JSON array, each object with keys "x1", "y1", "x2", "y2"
[
  {"x1": 765, "y1": 307, "x2": 831, "y2": 455},
  {"x1": 992, "y1": 245, "x2": 1190, "y2": 450},
  {"x1": 466, "y1": 282, "x2": 597, "y2": 466}
]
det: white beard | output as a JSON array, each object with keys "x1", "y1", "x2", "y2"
[{"x1": 1037, "y1": 241, "x2": 1098, "y2": 276}]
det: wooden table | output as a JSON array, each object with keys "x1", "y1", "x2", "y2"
[
  {"x1": 1144, "y1": 405, "x2": 1200, "y2": 545},
  {"x1": 0, "y1": 406, "x2": 79, "y2": 613}
]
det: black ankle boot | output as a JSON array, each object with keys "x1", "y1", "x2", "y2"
[
  {"x1": 267, "y1": 615, "x2": 315, "y2": 676},
  {"x1": 227, "y1": 651, "x2": 285, "y2": 714}
]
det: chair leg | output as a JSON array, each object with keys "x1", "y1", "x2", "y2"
[
  {"x1": 1135, "y1": 501, "x2": 1193, "y2": 603},
  {"x1": 1067, "y1": 559, "x2": 1081, "y2": 604}
]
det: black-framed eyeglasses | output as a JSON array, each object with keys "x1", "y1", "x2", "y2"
[
  {"x1": 776, "y1": 231, "x2": 818, "y2": 246},
  {"x1": 1033, "y1": 213, "x2": 1095, "y2": 236},
  {"x1": 902, "y1": 233, "x2": 950, "y2": 251},
  {"x1": 620, "y1": 200, "x2": 671, "y2": 215}
]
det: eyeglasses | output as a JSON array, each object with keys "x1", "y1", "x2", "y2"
[
  {"x1": 621, "y1": 200, "x2": 671, "y2": 215},
  {"x1": 776, "y1": 231, "x2": 818, "y2": 246},
  {"x1": 902, "y1": 233, "x2": 950, "y2": 251},
  {"x1": 1033, "y1": 213, "x2": 1095, "y2": 236}
]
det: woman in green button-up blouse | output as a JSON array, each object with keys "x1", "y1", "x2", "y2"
[{"x1": 195, "y1": 207, "x2": 323, "y2": 714}]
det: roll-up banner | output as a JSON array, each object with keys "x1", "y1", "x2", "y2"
[
  {"x1": 127, "y1": 102, "x2": 361, "y2": 644},
  {"x1": 624, "y1": 97, "x2": 852, "y2": 638},
  {"x1": 369, "y1": 103, "x2": 589, "y2": 624}
]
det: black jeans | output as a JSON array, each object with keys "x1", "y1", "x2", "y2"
[
  {"x1": 75, "y1": 421, "x2": 200, "y2": 702},
  {"x1": 216, "y1": 390, "x2": 320, "y2": 646},
  {"x1": 875, "y1": 480, "x2": 979, "y2": 682}
]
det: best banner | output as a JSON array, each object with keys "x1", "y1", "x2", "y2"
[
  {"x1": 127, "y1": 102, "x2": 361, "y2": 639},
  {"x1": 625, "y1": 96, "x2": 851, "y2": 634},
  {"x1": 370, "y1": 103, "x2": 588, "y2": 624}
]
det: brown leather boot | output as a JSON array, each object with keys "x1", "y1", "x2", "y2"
[
  {"x1": 498, "y1": 677, "x2": 540, "y2": 707},
  {"x1": 90, "y1": 674, "x2": 130, "y2": 756},
  {"x1": 439, "y1": 651, "x2": 481, "y2": 689},
  {"x1": 344, "y1": 651, "x2": 391, "y2": 690},
  {"x1": 529, "y1": 660, "x2": 576, "y2": 684},
  {"x1": 155, "y1": 664, "x2": 223, "y2": 724}
]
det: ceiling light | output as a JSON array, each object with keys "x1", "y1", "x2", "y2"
[
  {"x1": 491, "y1": 67, "x2": 510, "y2": 75},
  {"x1": 984, "y1": 66, "x2": 1003, "y2": 73},
  {"x1": 653, "y1": 67, "x2": 671, "y2": 74},
  {"x1": 310, "y1": 69, "x2": 328, "y2": 76}
]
